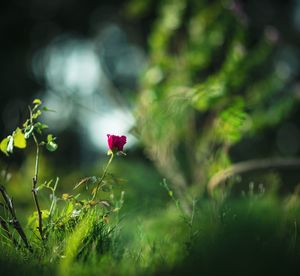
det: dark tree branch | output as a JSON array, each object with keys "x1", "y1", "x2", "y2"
[{"x1": 0, "y1": 185, "x2": 31, "y2": 249}]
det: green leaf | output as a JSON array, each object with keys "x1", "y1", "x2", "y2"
[
  {"x1": 46, "y1": 141, "x2": 58, "y2": 152},
  {"x1": 35, "y1": 122, "x2": 48, "y2": 129},
  {"x1": 47, "y1": 134, "x2": 54, "y2": 142},
  {"x1": 0, "y1": 137, "x2": 9, "y2": 156},
  {"x1": 33, "y1": 99, "x2": 42, "y2": 105},
  {"x1": 32, "y1": 110, "x2": 42, "y2": 119},
  {"x1": 13, "y1": 128, "x2": 26, "y2": 149},
  {"x1": 42, "y1": 106, "x2": 55, "y2": 112},
  {"x1": 34, "y1": 122, "x2": 48, "y2": 135},
  {"x1": 23, "y1": 119, "x2": 29, "y2": 128}
]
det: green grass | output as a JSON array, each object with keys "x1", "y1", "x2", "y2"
[{"x1": 2, "y1": 190, "x2": 300, "y2": 276}]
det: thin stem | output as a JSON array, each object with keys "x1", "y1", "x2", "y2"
[
  {"x1": 28, "y1": 105, "x2": 44, "y2": 240},
  {"x1": 92, "y1": 153, "x2": 114, "y2": 201},
  {"x1": 0, "y1": 185, "x2": 31, "y2": 250},
  {"x1": 49, "y1": 177, "x2": 59, "y2": 219},
  {"x1": 32, "y1": 132, "x2": 44, "y2": 240}
]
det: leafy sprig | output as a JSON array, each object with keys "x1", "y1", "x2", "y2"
[{"x1": 0, "y1": 98, "x2": 58, "y2": 156}]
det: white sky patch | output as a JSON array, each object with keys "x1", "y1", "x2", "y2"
[
  {"x1": 43, "y1": 38, "x2": 102, "y2": 96},
  {"x1": 87, "y1": 108, "x2": 137, "y2": 151},
  {"x1": 41, "y1": 91, "x2": 73, "y2": 131},
  {"x1": 32, "y1": 30, "x2": 144, "y2": 154},
  {"x1": 63, "y1": 44, "x2": 101, "y2": 95}
]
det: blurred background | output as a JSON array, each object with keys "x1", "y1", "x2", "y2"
[
  {"x1": 1, "y1": 0, "x2": 300, "y2": 215},
  {"x1": 0, "y1": 0, "x2": 146, "y2": 162}
]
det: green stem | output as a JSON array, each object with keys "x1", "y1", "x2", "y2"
[
  {"x1": 92, "y1": 153, "x2": 114, "y2": 201},
  {"x1": 32, "y1": 133, "x2": 44, "y2": 240},
  {"x1": 49, "y1": 177, "x2": 59, "y2": 219},
  {"x1": 28, "y1": 106, "x2": 44, "y2": 240}
]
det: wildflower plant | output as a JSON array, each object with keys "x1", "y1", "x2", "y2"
[
  {"x1": 74, "y1": 134, "x2": 127, "y2": 209},
  {"x1": 1, "y1": 99, "x2": 58, "y2": 243},
  {"x1": 91, "y1": 134, "x2": 127, "y2": 200},
  {"x1": 0, "y1": 98, "x2": 127, "y2": 257}
]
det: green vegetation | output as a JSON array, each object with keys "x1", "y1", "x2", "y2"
[{"x1": 1, "y1": 0, "x2": 300, "y2": 275}]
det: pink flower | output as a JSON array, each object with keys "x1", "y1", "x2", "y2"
[{"x1": 107, "y1": 134, "x2": 127, "y2": 153}]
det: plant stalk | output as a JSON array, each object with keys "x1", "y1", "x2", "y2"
[
  {"x1": 92, "y1": 153, "x2": 114, "y2": 201},
  {"x1": 32, "y1": 133, "x2": 44, "y2": 240}
]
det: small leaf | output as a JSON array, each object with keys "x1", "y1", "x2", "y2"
[
  {"x1": 62, "y1": 193, "x2": 71, "y2": 200},
  {"x1": 47, "y1": 134, "x2": 53, "y2": 142},
  {"x1": 46, "y1": 141, "x2": 58, "y2": 152},
  {"x1": 34, "y1": 122, "x2": 48, "y2": 135},
  {"x1": 13, "y1": 128, "x2": 26, "y2": 149},
  {"x1": 46, "y1": 134, "x2": 58, "y2": 151},
  {"x1": 36, "y1": 128, "x2": 42, "y2": 135},
  {"x1": 23, "y1": 119, "x2": 29, "y2": 128},
  {"x1": 0, "y1": 137, "x2": 9, "y2": 156},
  {"x1": 41, "y1": 209, "x2": 50, "y2": 220},
  {"x1": 32, "y1": 110, "x2": 42, "y2": 119},
  {"x1": 42, "y1": 106, "x2": 55, "y2": 112},
  {"x1": 35, "y1": 122, "x2": 48, "y2": 130},
  {"x1": 33, "y1": 99, "x2": 42, "y2": 105}
]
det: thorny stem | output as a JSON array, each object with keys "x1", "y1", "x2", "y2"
[
  {"x1": 92, "y1": 153, "x2": 114, "y2": 201},
  {"x1": 0, "y1": 185, "x2": 31, "y2": 250},
  {"x1": 32, "y1": 132, "x2": 44, "y2": 240}
]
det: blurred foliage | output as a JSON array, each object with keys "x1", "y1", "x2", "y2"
[
  {"x1": 2, "y1": 190, "x2": 300, "y2": 275},
  {"x1": 136, "y1": 0, "x2": 298, "y2": 199},
  {"x1": 1, "y1": 0, "x2": 300, "y2": 275}
]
